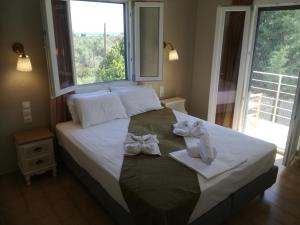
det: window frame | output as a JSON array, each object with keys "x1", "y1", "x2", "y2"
[
  {"x1": 134, "y1": 2, "x2": 164, "y2": 81},
  {"x1": 207, "y1": 6, "x2": 251, "y2": 130},
  {"x1": 68, "y1": 0, "x2": 130, "y2": 86},
  {"x1": 42, "y1": 0, "x2": 164, "y2": 97},
  {"x1": 42, "y1": 0, "x2": 76, "y2": 97},
  {"x1": 42, "y1": 0, "x2": 133, "y2": 97}
]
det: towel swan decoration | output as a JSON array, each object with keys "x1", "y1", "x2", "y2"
[{"x1": 173, "y1": 120, "x2": 217, "y2": 164}]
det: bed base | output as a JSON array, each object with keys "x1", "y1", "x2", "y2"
[{"x1": 60, "y1": 148, "x2": 278, "y2": 225}]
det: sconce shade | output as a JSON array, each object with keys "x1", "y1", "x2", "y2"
[
  {"x1": 164, "y1": 41, "x2": 179, "y2": 61},
  {"x1": 16, "y1": 55, "x2": 32, "y2": 72},
  {"x1": 169, "y1": 49, "x2": 179, "y2": 61}
]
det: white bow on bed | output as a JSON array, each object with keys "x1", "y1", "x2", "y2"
[{"x1": 124, "y1": 133, "x2": 161, "y2": 156}]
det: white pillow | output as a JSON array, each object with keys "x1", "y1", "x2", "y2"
[
  {"x1": 113, "y1": 87, "x2": 162, "y2": 116},
  {"x1": 75, "y1": 93, "x2": 127, "y2": 128},
  {"x1": 67, "y1": 90, "x2": 109, "y2": 123}
]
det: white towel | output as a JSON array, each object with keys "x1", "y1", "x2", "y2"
[
  {"x1": 186, "y1": 129, "x2": 217, "y2": 164},
  {"x1": 173, "y1": 121, "x2": 190, "y2": 136},
  {"x1": 173, "y1": 120, "x2": 205, "y2": 138},
  {"x1": 190, "y1": 120, "x2": 205, "y2": 138},
  {"x1": 169, "y1": 150, "x2": 247, "y2": 179},
  {"x1": 124, "y1": 133, "x2": 161, "y2": 156}
]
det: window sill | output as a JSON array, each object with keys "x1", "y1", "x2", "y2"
[{"x1": 75, "y1": 80, "x2": 137, "y2": 94}]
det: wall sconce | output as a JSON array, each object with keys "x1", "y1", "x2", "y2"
[
  {"x1": 12, "y1": 42, "x2": 32, "y2": 72},
  {"x1": 163, "y1": 41, "x2": 179, "y2": 61}
]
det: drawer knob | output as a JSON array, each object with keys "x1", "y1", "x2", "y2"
[
  {"x1": 35, "y1": 159, "x2": 44, "y2": 165},
  {"x1": 34, "y1": 147, "x2": 42, "y2": 152}
]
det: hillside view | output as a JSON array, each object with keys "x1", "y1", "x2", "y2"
[{"x1": 73, "y1": 33, "x2": 126, "y2": 85}]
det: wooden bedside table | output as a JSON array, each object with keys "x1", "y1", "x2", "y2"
[
  {"x1": 14, "y1": 128, "x2": 57, "y2": 186},
  {"x1": 160, "y1": 97, "x2": 188, "y2": 114}
]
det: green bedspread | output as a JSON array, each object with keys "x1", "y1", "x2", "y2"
[{"x1": 119, "y1": 108, "x2": 201, "y2": 225}]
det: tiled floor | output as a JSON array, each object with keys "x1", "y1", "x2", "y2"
[{"x1": 0, "y1": 158, "x2": 299, "y2": 225}]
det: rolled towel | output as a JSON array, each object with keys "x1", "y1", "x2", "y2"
[
  {"x1": 198, "y1": 132, "x2": 217, "y2": 165},
  {"x1": 186, "y1": 142, "x2": 201, "y2": 158},
  {"x1": 186, "y1": 129, "x2": 217, "y2": 165},
  {"x1": 124, "y1": 133, "x2": 161, "y2": 156}
]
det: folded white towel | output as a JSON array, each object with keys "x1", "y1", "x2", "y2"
[
  {"x1": 173, "y1": 120, "x2": 205, "y2": 138},
  {"x1": 124, "y1": 133, "x2": 161, "y2": 156},
  {"x1": 169, "y1": 150, "x2": 247, "y2": 179},
  {"x1": 186, "y1": 129, "x2": 217, "y2": 164}
]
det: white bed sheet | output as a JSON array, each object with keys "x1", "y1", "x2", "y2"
[{"x1": 56, "y1": 110, "x2": 276, "y2": 223}]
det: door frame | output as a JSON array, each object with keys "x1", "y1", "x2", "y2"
[
  {"x1": 283, "y1": 76, "x2": 300, "y2": 166},
  {"x1": 208, "y1": 6, "x2": 251, "y2": 130}
]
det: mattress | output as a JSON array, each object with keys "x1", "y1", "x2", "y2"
[{"x1": 56, "y1": 110, "x2": 276, "y2": 223}]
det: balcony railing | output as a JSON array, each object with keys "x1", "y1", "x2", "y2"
[{"x1": 249, "y1": 70, "x2": 298, "y2": 125}]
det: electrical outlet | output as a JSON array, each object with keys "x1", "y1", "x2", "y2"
[{"x1": 159, "y1": 86, "x2": 165, "y2": 98}]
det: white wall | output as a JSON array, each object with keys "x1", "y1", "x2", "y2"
[{"x1": 0, "y1": 0, "x2": 50, "y2": 174}]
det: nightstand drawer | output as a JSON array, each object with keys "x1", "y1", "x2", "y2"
[
  {"x1": 24, "y1": 154, "x2": 54, "y2": 172},
  {"x1": 20, "y1": 139, "x2": 53, "y2": 159}
]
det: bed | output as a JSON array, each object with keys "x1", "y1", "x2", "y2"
[{"x1": 56, "y1": 108, "x2": 278, "y2": 225}]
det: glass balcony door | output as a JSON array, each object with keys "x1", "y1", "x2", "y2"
[
  {"x1": 242, "y1": 6, "x2": 300, "y2": 157},
  {"x1": 208, "y1": 6, "x2": 251, "y2": 130}
]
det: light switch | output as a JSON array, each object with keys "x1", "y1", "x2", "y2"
[
  {"x1": 22, "y1": 101, "x2": 32, "y2": 124},
  {"x1": 23, "y1": 109, "x2": 31, "y2": 117},
  {"x1": 24, "y1": 115, "x2": 32, "y2": 124},
  {"x1": 22, "y1": 101, "x2": 31, "y2": 109}
]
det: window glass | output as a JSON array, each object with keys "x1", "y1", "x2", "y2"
[
  {"x1": 139, "y1": 7, "x2": 160, "y2": 77},
  {"x1": 70, "y1": 1, "x2": 126, "y2": 85},
  {"x1": 52, "y1": 0, "x2": 75, "y2": 89}
]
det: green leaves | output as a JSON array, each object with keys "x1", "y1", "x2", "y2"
[
  {"x1": 253, "y1": 10, "x2": 300, "y2": 77},
  {"x1": 73, "y1": 34, "x2": 126, "y2": 85},
  {"x1": 97, "y1": 37, "x2": 126, "y2": 82}
]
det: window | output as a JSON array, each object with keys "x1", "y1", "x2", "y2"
[
  {"x1": 134, "y1": 2, "x2": 164, "y2": 81},
  {"x1": 42, "y1": 0, "x2": 164, "y2": 97},
  {"x1": 69, "y1": 1, "x2": 126, "y2": 85}
]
